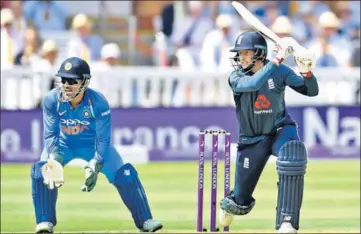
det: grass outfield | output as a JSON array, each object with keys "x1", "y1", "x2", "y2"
[{"x1": 1, "y1": 160, "x2": 360, "y2": 233}]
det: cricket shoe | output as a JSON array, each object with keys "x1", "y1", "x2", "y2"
[
  {"x1": 35, "y1": 222, "x2": 54, "y2": 233},
  {"x1": 140, "y1": 219, "x2": 163, "y2": 232},
  {"x1": 277, "y1": 222, "x2": 297, "y2": 233}
]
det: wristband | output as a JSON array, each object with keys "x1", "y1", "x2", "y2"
[{"x1": 301, "y1": 71, "x2": 312, "y2": 78}]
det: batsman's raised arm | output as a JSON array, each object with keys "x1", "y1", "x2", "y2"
[
  {"x1": 228, "y1": 33, "x2": 293, "y2": 93},
  {"x1": 283, "y1": 65, "x2": 319, "y2": 97},
  {"x1": 229, "y1": 62, "x2": 277, "y2": 92}
]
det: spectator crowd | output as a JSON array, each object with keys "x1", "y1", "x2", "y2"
[
  {"x1": 0, "y1": 1, "x2": 360, "y2": 109},
  {"x1": 154, "y1": 1, "x2": 360, "y2": 71},
  {"x1": 1, "y1": 0, "x2": 359, "y2": 72},
  {"x1": 1, "y1": 0, "x2": 121, "y2": 71}
]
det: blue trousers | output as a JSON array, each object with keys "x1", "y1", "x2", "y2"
[
  {"x1": 233, "y1": 124, "x2": 300, "y2": 205},
  {"x1": 40, "y1": 145, "x2": 124, "y2": 183}
]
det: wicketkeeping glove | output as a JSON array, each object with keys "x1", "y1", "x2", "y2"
[
  {"x1": 81, "y1": 159, "x2": 103, "y2": 192},
  {"x1": 41, "y1": 153, "x2": 65, "y2": 190}
]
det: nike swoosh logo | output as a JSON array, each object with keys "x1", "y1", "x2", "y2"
[
  {"x1": 59, "y1": 111, "x2": 67, "y2": 116},
  {"x1": 226, "y1": 141, "x2": 230, "y2": 147}
]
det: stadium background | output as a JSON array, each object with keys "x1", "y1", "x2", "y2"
[{"x1": 1, "y1": 1, "x2": 360, "y2": 233}]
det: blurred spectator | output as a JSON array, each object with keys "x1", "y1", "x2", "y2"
[
  {"x1": 14, "y1": 25, "x2": 41, "y2": 66},
  {"x1": 90, "y1": 43, "x2": 121, "y2": 107},
  {"x1": 351, "y1": 27, "x2": 360, "y2": 67},
  {"x1": 337, "y1": 2, "x2": 357, "y2": 39},
  {"x1": 277, "y1": 0, "x2": 291, "y2": 16},
  {"x1": 1, "y1": 8, "x2": 24, "y2": 68},
  {"x1": 153, "y1": 2, "x2": 187, "y2": 66},
  {"x1": 271, "y1": 16, "x2": 293, "y2": 39},
  {"x1": 23, "y1": 0, "x2": 69, "y2": 31},
  {"x1": 262, "y1": 2, "x2": 280, "y2": 27},
  {"x1": 1, "y1": 0, "x2": 9, "y2": 9},
  {"x1": 268, "y1": 16, "x2": 295, "y2": 67},
  {"x1": 66, "y1": 13, "x2": 103, "y2": 62},
  {"x1": 171, "y1": 1, "x2": 214, "y2": 70},
  {"x1": 297, "y1": 1, "x2": 330, "y2": 19},
  {"x1": 32, "y1": 39, "x2": 58, "y2": 73},
  {"x1": 307, "y1": 11, "x2": 352, "y2": 67},
  {"x1": 349, "y1": 1, "x2": 361, "y2": 27},
  {"x1": 200, "y1": 14, "x2": 240, "y2": 72},
  {"x1": 31, "y1": 40, "x2": 59, "y2": 107},
  {"x1": 214, "y1": 1, "x2": 242, "y2": 36},
  {"x1": 217, "y1": 1, "x2": 238, "y2": 16},
  {"x1": 8, "y1": 1, "x2": 27, "y2": 35},
  {"x1": 160, "y1": 2, "x2": 175, "y2": 38},
  {"x1": 292, "y1": 3, "x2": 318, "y2": 45},
  {"x1": 153, "y1": 2, "x2": 175, "y2": 66},
  {"x1": 97, "y1": 43, "x2": 121, "y2": 67}
]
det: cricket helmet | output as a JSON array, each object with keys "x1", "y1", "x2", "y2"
[
  {"x1": 55, "y1": 57, "x2": 91, "y2": 101},
  {"x1": 230, "y1": 31, "x2": 268, "y2": 74}
]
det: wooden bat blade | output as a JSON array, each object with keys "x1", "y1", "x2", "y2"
[{"x1": 231, "y1": 1, "x2": 280, "y2": 43}]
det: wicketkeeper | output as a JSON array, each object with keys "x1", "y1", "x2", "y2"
[
  {"x1": 31, "y1": 57, "x2": 163, "y2": 233},
  {"x1": 218, "y1": 31, "x2": 319, "y2": 233}
]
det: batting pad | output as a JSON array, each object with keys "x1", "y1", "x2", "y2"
[
  {"x1": 113, "y1": 163, "x2": 152, "y2": 229},
  {"x1": 276, "y1": 141, "x2": 307, "y2": 230},
  {"x1": 31, "y1": 162, "x2": 58, "y2": 225}
]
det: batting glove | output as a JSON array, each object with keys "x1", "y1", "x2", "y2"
[
  {"x1": 294, "y1": 48, "x2": 316, "y2": 74},
  {"x1": 273, "y1": 37, "x2": 295, "y2": 65},
  {"x1": 81, "y1": 159, "x2": 103, "y2": 192},
  {"x1": 41, "y1": 153, "x2": 65, "y2": 190}
]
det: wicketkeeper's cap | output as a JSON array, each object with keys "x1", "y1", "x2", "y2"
[{"x1": 56, "y1": 57, "x2": 91, "y2": 79}]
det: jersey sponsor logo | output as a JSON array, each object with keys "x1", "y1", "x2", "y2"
[
  {"x1": 254, "y1": 94, "x2": 272, "y2": 114},
  {"x1": 59, "y1": 110, "x2": 67, "y2": 116},
  {"x1": 268, "y1": 78, "x2": 275, "y2": 89},
  {"x1": 101, "y1": 110, "x2": 111, "y2": 116},
  {"x1": 124, "y1": 169, "x2": 130, "y2": 176},
  {"x1": 60, "y1": 119, "x2": 90, "y2": 135},
  {"x1": 243, "y1": 157, "x2": 249, "y2": 169},
  {"x1": 60, "y1": 119, "x2": 90, "y2": 126}
]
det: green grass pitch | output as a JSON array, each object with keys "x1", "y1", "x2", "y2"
[{"x1": 1, "y1": 160, "x2": 360, "y2": 233}]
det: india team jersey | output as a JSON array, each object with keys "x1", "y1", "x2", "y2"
[{"x1": 42, "y1": 88, "x2": 111, "y2": 162}]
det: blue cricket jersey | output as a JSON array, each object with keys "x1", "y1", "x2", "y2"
[
  {"x1": 228, "y1": 60, "x2": 319, "y2": 144},
  {"x1": 42, "y1": 88, "x2": 111, "y2": 163}
]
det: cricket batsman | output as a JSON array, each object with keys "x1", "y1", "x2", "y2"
[
  {"x1": 218, "y1": 31, "x2": 319, "y2": 233},
  {"x1": 31, "y1": 57, "x2": 163, "y2": 233}
]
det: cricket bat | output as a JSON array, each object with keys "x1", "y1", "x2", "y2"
[{"x1": 231, "y1": 1, "x2": 314, "y2": 67}]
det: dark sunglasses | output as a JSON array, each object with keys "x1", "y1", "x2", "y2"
[{"x1": 61, "y1": 78, "x2": 79, "y2": 85}]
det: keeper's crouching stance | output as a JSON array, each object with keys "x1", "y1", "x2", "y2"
[
  {"x1": 31, "y1": 57, "x2": 162, "y2": 233},
  {"x1": 218, "y1": 32, "x2": 319, "y2": 233}
]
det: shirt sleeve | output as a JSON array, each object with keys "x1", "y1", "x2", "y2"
[
  {"x1": 94, "y1": 98, "x2": 111, "y2": 163},
  {"x1": 42, "y1": 95, "x2": 61, "y2": 155},
  {"x1": 283, "y1": 65, "x2": 319, "y2": 97},
  {"x1": 229, "y1": 61, "x2": 278, "y2": 93}
]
